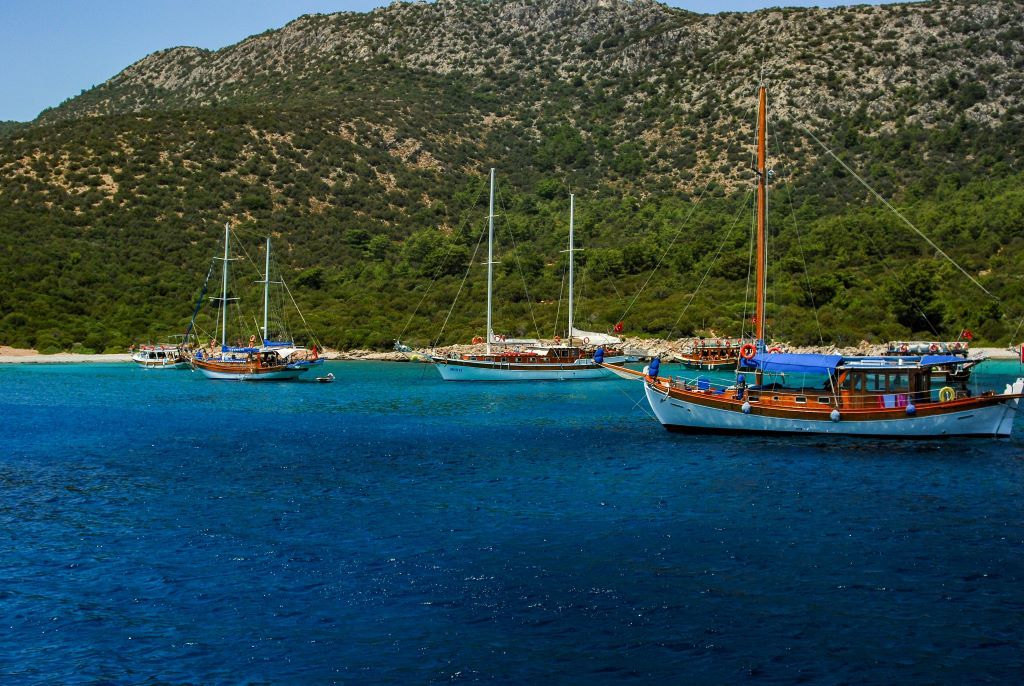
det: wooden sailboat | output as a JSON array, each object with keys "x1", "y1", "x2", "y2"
[
  {"x1": 602, "y1": 86, "x2": 1024, "y2": 437},
  {"x1": 189, "y1": 223, "x2": 322, "y2": 381},
  {"x1": 431, "y1": 169, "x2": 623, "y2": 381},
  {"x1": 676, "y1": 337, "x2": 750, "y2": 370}
]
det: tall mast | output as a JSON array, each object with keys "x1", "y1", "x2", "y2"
[
  {"x1": 486, "y1": 167, "x2": 495, "y2": 355},
  {"x1": 568, "y1": 193, "x2": 575, "y2": 347},
  {"x1": 755, "y1": 86, "x2": 767, "y2": 345},
  {"x1": 221, "y1": 221, "x2": 230, "y2": 350},
  {"x1": 262, "y1": 236, "x2": 271, "y2": 343}
]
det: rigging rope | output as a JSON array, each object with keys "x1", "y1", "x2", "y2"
[
  {"x1": 615, "y1": 176, "x2": 714, "y2": 326},
  {"x1": 397, "y1": 181, "x2": 485, "y2": 344},
  {"x1": 553, "y1": 269, "x2": 566, "y2": 340},
  {"x1": 772, "y1": 122, "x2": 825, "y2": 346},
  {"x1": 741, "y1": 196, "x2": 756, "y2": 342},
  {"x1": 496, "y1": 186, "x2": 542, "y2": 340},
  {"x1": 667, "y1": 190, "x2": 755, "y2": 340},
  {"x1": 432, "y1": 218, "x2": 489, "y2": 349},
  {"x1": 801, "y1": 124, "x2": 996, "y2": 299}
]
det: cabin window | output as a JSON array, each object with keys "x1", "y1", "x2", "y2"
[
  {"x1": 795, "y1": 396, "x2": 807, "y2": 404},
  {"x1": 817, "y1": 397, "x2": 831, "y2": 405},
  {"x1": 747, "y1": 394, "x2": 760, "y2": 402},
  {"x1": 888, "y1": 374, "x2": 909, "y2": 392},
  {"x1": 843, "y1": 374, "x2": 864, "y2": 392},
  {"x1": 772, "y1": 395, "x2": 780, "y2": 401}
]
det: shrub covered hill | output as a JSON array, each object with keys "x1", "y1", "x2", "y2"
[{"x1": 1, "y1": 0, "x2": 1024, "y2": 353}]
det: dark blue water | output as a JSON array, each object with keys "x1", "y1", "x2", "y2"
[{"x1": 2, "y1": 361, "x2": 1023, "y2": 684}]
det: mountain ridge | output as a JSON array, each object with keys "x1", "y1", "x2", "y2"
[{"x1": 1, "y1": 0, "x2": 1023, "y2": 353}]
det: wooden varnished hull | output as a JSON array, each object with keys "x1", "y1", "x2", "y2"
[
  {"x1": 643, "y1": 379, "x2": 1023, "y2": 438},
  {"x1": 431, "y1": 356, "x2": 609, "y2": 381},
  {"x1": 192, "y1": 358, "x2": 309, "y2": 380}
]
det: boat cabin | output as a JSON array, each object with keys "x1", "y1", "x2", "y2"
[{"x1": 738, "y1": 354, "x2": 978, "y2": 411}]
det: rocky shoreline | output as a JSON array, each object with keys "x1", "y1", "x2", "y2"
[{"x1": 1, "y1": 338, "x2": 1019, "y2": 364}]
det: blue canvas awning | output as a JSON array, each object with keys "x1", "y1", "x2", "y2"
[{"x1": 741, "y1": 353, "x2": 843, "y2": 375}]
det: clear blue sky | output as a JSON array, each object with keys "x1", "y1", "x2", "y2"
[{"x1": 0, "y1": 0, "x2": 904, "y2": 122}]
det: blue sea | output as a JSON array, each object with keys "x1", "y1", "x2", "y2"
[{"x1": 2, "y1": 360, "x2": 1023, "y2": 684}]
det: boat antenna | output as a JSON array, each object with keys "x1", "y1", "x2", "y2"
[{"x1": 800, "y1": 124, "x2": 996, "y2": 299}]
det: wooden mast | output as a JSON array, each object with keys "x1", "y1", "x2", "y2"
[
  {"x1": 568, "y1": 193, "x2": 575, "y2": 348},
  {"x1": 486, "y1": 167, "x2": 495, "y2": 355},
  {"x1": 755, "y1": 86, "x2": 767, "y2": 345}
]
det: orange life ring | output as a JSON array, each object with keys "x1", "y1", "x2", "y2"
[
  {"x1": 952, "y1": 342, "x2": 962, "y2": 351},
  {"x1": 929, "y1": 343, "x2": 939, "y2": 353},
  {"x1": 724, "y1": 339, "x2": 731, "y2": 349},
  {"x1": 740, "y1": 343, "x2": 757, "y2": 360},
  {"x1": 899, "y1": 343, "x2": 909, "y2": 354},
  {"x1": 472, "y1": 336, "x2": 483, "y2": 344},
  {"x1": 768, "y1": 346, "x2": 782, "y2": 353},
  {"x1": 554, "y1": 336, "x2": 561, "y2": 344}
]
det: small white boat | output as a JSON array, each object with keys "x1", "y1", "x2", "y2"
[
  {"x1": 131, "y1": 345, "x2": 188, "y2": 369},
  {"x1": 316, "y1": 372, "x2": 335, "y2": 383}
]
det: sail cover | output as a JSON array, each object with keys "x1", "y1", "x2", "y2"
[
  {"x1": 570, "y1": 328, "x2": 622, "y2": 345},
  {"x1": 743, "y1": 353, "x2": 843, "y2": 375}
]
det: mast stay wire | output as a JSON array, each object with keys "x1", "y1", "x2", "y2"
[
  {"x1": 771, "y1": 119, "x2": 825, "y2": 346},
  {"x1": 666, "y1": 189, "x2": 755, "y2": 341},
  {"x1": 802, "y1": 127, "x2": 940, "y2": 337},
  {"x1": 496, "y1": 185, "x2": 543, "y2": 341},
  {"x1": 801, "y1": 124, "x2": 996, "y2": 300},
  {"x1": 397, "y1": 181, "x2": 486, "y2": 344},
  {"x1": 432, "y1": 218, "x2": 489, "y2": 349},
  {"x1": 615, "y1": 175, "x2": 715, "y2": 327}
]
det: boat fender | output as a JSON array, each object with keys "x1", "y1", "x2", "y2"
[
  {"x1": 594, "y1": 347, "x2": 605, "y2": 364},
  {"x1": 905, "y1": 403, "x2": 916, "y2": 416},
  {"x1": 938, "y1": 386, "x2": 955, "y2": 403},
  {"x1": 742, "y1": 401, "x2": 752, "y2": 414},
  {"x1": 830, "y1": 409, "x2": 841, "y2": 422},
  {"x1": 740, "y1": 343, "x2": 756, "y2": 360},
  {"x1": 648, "y1": 357, "x2": 661, "y2": 379}
]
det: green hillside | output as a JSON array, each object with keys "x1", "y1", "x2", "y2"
[{"x1": 1, "y1": 0, "x2": 1023, "y2": 353}]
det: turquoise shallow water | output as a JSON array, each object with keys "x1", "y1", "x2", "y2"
[{"x1": 1, "y1": 360, "x2": 1023, "y2": 683}]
